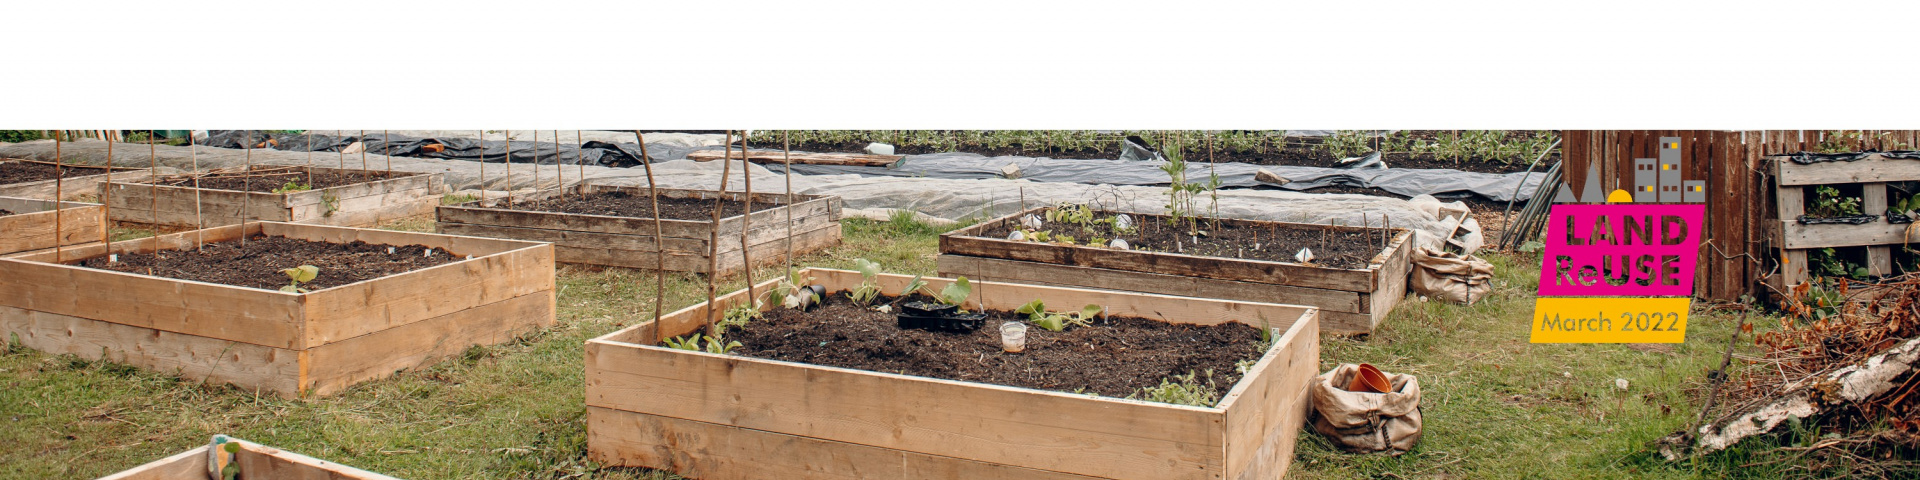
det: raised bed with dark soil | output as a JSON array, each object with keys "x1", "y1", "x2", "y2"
[
  {"x1": 0, "y1": 221, "x2": 554, "y2": 398},
  {"x1": 77, "y1": 234, "x2": 458, "y2": 291},
  {"x1": 0, "y1": 161, "x2": 116, "y2": 184},
  {"x1": 730, "y1": 293, "x2": 1262, "y2": 400},
  {"x1": 941, "y1": 206, "x2": 1414, "y2": 334},
  {"x1": 107, "y1": 165, "x2": 443, "y2": 228},
  {"x1": 976, "y1": 211, "x2": 1383, "y2": 270},
  {"x1": 0, "y1": 159, "x2": 152, "y2": 201},
  {"x1": 586, "y1": 269, "x2": 1319, "y2": 480},
  {"x1": 438, "y1": 184, "x2": 840, "y2": 275}
]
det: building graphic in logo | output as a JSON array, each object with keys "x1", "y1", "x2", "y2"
[{"x1": 1531, "y1": 137, "x2": 1705, "y2": 343}]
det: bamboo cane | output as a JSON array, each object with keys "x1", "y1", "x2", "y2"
[
  {"x1": 634, "y1": 131, "x2": 667, "y2": 341},
  {"x1": 738, "y1": 132, "x2": 756, "y2": 308},
  {"x1": 704, "y1": 131, "x2": 736, "y2": 334},
  {"x1": 52, "y1": 131, "x2": 63, "y2": 263}
]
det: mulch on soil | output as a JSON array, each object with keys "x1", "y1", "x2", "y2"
[
  {"x1": 75, "y1": 234, "x2": 459, "y2": 291},
  {"x1": 975, "y1": 210, "x2": 1387, "y2": 270},
  {"x1": 505, "y1": 190, "x2": 778, "y2": 220},
  {"x1": 724, "y1": 293, "x2": 1267, "y2": 402},
  {"x1": 146, "y1": 169, "x2": 411, "y2": 193},
  {"x1": 0, "y1": 161, "x2": 118, "y2": 185}
]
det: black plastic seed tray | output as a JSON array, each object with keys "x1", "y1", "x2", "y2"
[{"x1": 897, "y1": 302, "x2": 984, "y2": 332}]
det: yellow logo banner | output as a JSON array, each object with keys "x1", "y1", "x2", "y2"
[{"x1": 1529, "y1": 297, "x2": 1690, "y2": 343}]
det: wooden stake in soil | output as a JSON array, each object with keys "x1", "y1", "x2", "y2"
[
  {"x1": 52, "y1": 131, "x2": 63, "y2": 263},
  {"x1": 337, "y1": 130, "x2": 346, "y2": 170},
  {"x1": 477, "y1": 130, "x2": 487, "y2": 205},
  {"x1": 576, "y1": 130, "x2": 587, "y2": 200},
  {"x1": 383, "y1": 129, "x2": 393, "y2": 177},
  {"x1": 504, "y1": 131, "x2": 514, "y2": 206},
  {"x1": 306, "y1": 130, "x2": 314, "y2": 183},
  {"x1": 149, "y1": 130, "x2": 160, "y2": 253},
  {"x1": 241, "y1": 130, "x2": 253, "y2": 248},
  {"x1": 783, "y1": 131, "x2": 794, "y2": 274},
  {"x1": 102, "y1": 134, "x2": 113, "y2": 248},
  {"x1": 738, "y1": 132, "x2": 757, "y2": 309},
  {"x1": 191, "y1": 132, "x2": 205, "y2": 250},
  {"x1": 553, "y1": 130, "x2": 564, "y2": 197},
  {"x1": 704, "y1": 131, "x2": 737, "y2": 334},
  {"x1": 359, "y1": 129, "x2": 370, "y2": 173},
  {"x1": 531, "y1": 130, "x2": 542, "y2": 194},
  {"x1": 633, "y1": 131, "x2": 667, "y2": 338}
]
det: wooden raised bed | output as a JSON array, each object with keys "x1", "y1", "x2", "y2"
[
  {"x1": 104, "y1": 166, "x2": 444, "y2": 228},
  {"x1": 0, "y1": 221, "x2": 554, "y2": 398},
  {"x1": 436, "y1": 184, "x2": 842, "y2": 276},
  {"x1": 0, "y1": 158, "x2": 152, "y2": 201},
  {"x1": 100, "y1": 437, "x2": 397, "y2": 480},
  {"x1": 0, "y1": 196, "x2": 105, "y2": 257},
  {"x1": 937, "y1": 207, "x2": 1413, "y2": 335},
  {"x1": 587, "y1": 268, "x2": 1320, "y2": 480},
  {"x1": 1768, "y1": 153, "x2": 1920, "y2": 288}
]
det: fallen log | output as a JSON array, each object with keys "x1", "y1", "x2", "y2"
[{"x1": 1659, "y1": 335, "x2": 1920, "y2": 460}]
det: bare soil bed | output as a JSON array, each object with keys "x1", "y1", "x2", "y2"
[
  {"x1": 145, "y1": 169, "x2": 413, "y2": 193},
  {"x1": 506, "y1": 190, "x2": 778, "y2": 220},
  {"x1": 76, "y1": 234, "x2": 458, "y2": 291},
  {"x1": 974, "y1": 211, "x2": 1382, "y2": 269},
  {"x1": 725, "y1": 293, "x2": 1265, "y2": 401},
  {"x1": 0, "y1": 161, "x2": 116, "y2": 185}
]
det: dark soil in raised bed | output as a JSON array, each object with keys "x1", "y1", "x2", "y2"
[
  {"x1": 146, "y1": 169, "x2": 412, "y2": 193},
  {"x1": 974, "y1": 210, "x2": 1389, "y2": 270},
  {"x1": 0, "y1": 209, "x2": 15, "y2": 217},
  {"x1": 722, "y1": 293, "x2": 1267, "y2": 402},
  {"x1": 74, "y1": 234, "x2": 459, "y2": 291},
  {"x1": 506, "y1": 190, "x2": 778, "y2": 220},
  {"x1": 0, "y1": 161, "x2": 119, "y2": 185}
]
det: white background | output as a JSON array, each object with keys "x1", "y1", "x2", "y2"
[{"x1": 4, "y1": 0, "x2": 1916, "y2": 129}]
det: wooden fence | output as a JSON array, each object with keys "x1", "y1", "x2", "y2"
[{"x1": 1559, "y1": 130, "x2": 1920, "y2": 301}]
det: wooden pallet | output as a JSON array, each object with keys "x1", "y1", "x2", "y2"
[
  {"x1": 587, "y1": 268, "x2": 1319, "y2": 480},
  {"x1": 937, "y1": 207, "x2": 1412, "y2": 335},
  {"x1": 0, "y1": 158, "x2": 154, "y2": 201},
  {"x1": 105, "y1": 166, "x2": 444, "y2": 228},
  {"x1": 436, "y1": 184, "x2": 843, "y2": 276},
  {"x1": 1769, "y1": 153, "x2": 1920, "y2": 288},
  {"x1": 0, "y1": 197, "x2": 104, "y2": 257},
  {"x1": 99, "y1": 437, "x2": 398, "y2": 480},
  {"x1": 686, "y1": 149, "x2": 904, "y2": 166},
  {"x1": 0, "y1": 222, "x2": 555, "y2": 398}
]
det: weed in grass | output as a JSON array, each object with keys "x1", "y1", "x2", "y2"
[{"x1": 441, "y1": 193, "x2": 479, "y2": 205}]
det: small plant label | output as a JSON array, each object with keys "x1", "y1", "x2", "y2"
[{"x1": 1531, "y1": 136, "x2": 1702, "y2": 343}]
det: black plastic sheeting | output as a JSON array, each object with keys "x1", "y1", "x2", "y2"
[
  {"x1": 1797, "y1": 215, "x2": 1880, "y2": 225},
  {"x1": 195, "y1": 130, "x2": 697, "y2": 168},
  {"x1": 1891, "y1": 213, "x2": 1914, "y2": 225},
  {"x1": 758, "y1": 150, "x2": 1550, "y2": 202},
  {"x1": 1785, "y1": 150, "x2": 1920, "y2": 164}
]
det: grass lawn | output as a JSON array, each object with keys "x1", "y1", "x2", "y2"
[{"x1": 1, "y1": 213, "x2": 1789, "y2": 479}]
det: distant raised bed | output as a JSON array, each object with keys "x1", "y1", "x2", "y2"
[
  {"x1": 937, "y1": 206, "x2": 1412, "y2": 335},
  {"x1": 0, "y1": 196, "x2": 104, "y2": 257},
  {"x1": 105, "y1": 165, "x2": 443, "y2": 228},
  {"x1": 587, "y1": 268, "x2": 1319, "y2": 480},
  {"x1": 99, "y1": 437, "x2": 397, "y2": 480},
  {"x1": 0, "y1": 221, "x2": 554, "y2": 398},
  {"x1": 0, "y1": 158, "x2": 152, "y2": 201},
  {"x1": 436, "y1": 184, "x2": 842, "y2": 276}
]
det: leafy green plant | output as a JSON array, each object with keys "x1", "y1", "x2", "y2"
[
  {"x1": 271, "y1": 180, "x2": 312, "y2": 194},
  {"x1": 1316, "y1": 130, "x2": 1372, "y2": 159},
  {"x1": 1131, "y1": 370, "x2": 1220, "y2": 407},
  {"x1": 320, "y1": 191, "x2": 340, "y2": 217},
  {"x1": 903, "y1": 274, "x2": 929, "y2": 300},
  {"x1": 664, "y1": 332, "x2": 743, "y2": 354},
  {"x1": 1014, "y1": 299, "x2": 1100, "y2": 331},
  {"x1": 719, "y1": 302, "x2": 761, "y2": 330},
  {"x1": 848, "y1": 258, "x2": 882, "y2": 306},
  {"x1": 279, "y1": 265, "x2": 319, "y2": 293},
  {"x1": 1888, "y1": 191, "x2": 1920, "y2": 218},
  {"x1": 774, "y1": 269, "x2": 820, "y2": 309},
  {"x1": 1045, "y1": 203, "x2": 1096, "y2": 228},
  {"x1": 220, "y1": 441, "x2": 242, "y2": 480},
  {"x1": 0, "y1": 130, "x2": 46, "y2": 143},
  {"x1": 1158, "y1": 142, "x2": 1206, "y2": 232},
  {"x1": 935, "y1": 276, "x2": 972, "y2": 307},
  {"x1": 1807, "y1": 186, "x2": 1864, "y2": 218},
  {"x1": 1809, "y1": 247, "x2": 1868, "y2": 280}
]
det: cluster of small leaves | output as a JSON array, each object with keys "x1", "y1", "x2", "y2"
[
  {"x1": 1808, "y1": 186, "x2": 1865, "y2": 218},
  {"x1": 718, "y1": 302, "x2": 761, "y2": 331},
  {"x1": 1130, "y1": 370, "x2": 1220, "y2": 407},
  {"x1": 664, "y1": 332, "x2": 742, "y2": 354},
  {"x1": 774, "y1": 268, "x2": 819, "y2": 309},
  {"x1": 1809, "y1": 247, "x2": 1870, "y2": 281},
  {"x1": 279, "y1": 265, "x2": 319, "y2": 293},
  {"x1": 0, "y1": 130, "x2": 47, "y2": 143},
  {"x1": 1814, "y1": 130, "x2": 1913, "y2": 154},
  {"x1": 848, "y1": 259, "x2": 883, "y2": 307},
  {"x1": 271, "y1": 180, "x2": 311, "y2": 194},
  {"x1": 1015, "y1": 299, "x2": 1100, "y2": 331}
]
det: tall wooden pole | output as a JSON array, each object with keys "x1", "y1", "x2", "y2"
[
  {"x1": 240, "y1": 130, "x2": 252, "y2": 247},
  {"x1": 149, "y1": 130, "x2": 159, "y2": 253},
  {"x1": 704, "y1": 130, "x2": 736, "y2": 334},
  {"x1": 477, "y1": 130, "x2": 487, "y2": 205},
  {"x1": 784, "y1": 131, "x2": 794, "y2": 274},
  {"x1": 634, "y1": 131, "x2": 667, "y2": 341},
  {"x1": 102, "y1": 134, "x2": 113, "y2": 248},
  {"x1": 52, "y1": 131, "x2": 63, "y2": 263},
  {"x1": 738, "y1": 132, "x2": 756, "y2": 308}
]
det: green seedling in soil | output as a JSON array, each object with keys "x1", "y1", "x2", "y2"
[
  {"x1": 279, "y1": 265, "x2": 319, "y2": 293},
  {"x1": 1015, "y1": 299, "x2": 1100, "y2": 331},
  {"x1": 271, "y1": 180, "x2": 311, "y2": 194},
  {"x1": 1131, "y1": 370, "x2": 1220, "y2": 407},
  {"x1": 718, "y1": 303, "x2": 761, "y2": 330},
  {"x1": 774, "y1": 268, "x2": 820, "y2": 309},
  {"x1": 220, "y1": 441, "x2": 241, "y2": 480},
  {"x1": 1808, "y1": 186, "x2": 1864, "y2": 218},
  {"x1": 1045, "y1": 203, "x2": 1097, "y2": 233},
  {"x1": 1158, "y1": 141, "x2": 1201, "y2": 231},
  {"x1": 930, "y1": 276, "x2": 972, "y2": 309},
  {"x1": 320, "y1": 191, "x2": 341, "y2": 217},
  {"x1": 902, "y1": 274, "x2": 929, "y2": 301},
  {"x1": 848, "y1": 258, "x2": 883, "y2": 307},
  {"x1": 664, "y1": 332, "x2": 742, "y2": 355}
]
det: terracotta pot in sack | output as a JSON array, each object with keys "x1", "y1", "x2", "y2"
[{"x1": 1310, "y1": 363, "x2": 1423, "y2": 454}]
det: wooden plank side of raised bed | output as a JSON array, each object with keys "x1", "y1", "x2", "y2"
[
  {"x1": 284, "y1": 170, "x2": 439, "y2": 208},
  {"x1": 942, "y1": 233, "x2": 1376, "y2": 292},
  {"x1": 0, "y1": 166, "x2": 152, "y2": 202},
  {"x1": 0, "y1": 200, "x2": 105, "y2": 255},
  {"x1": 587, "y1": 407, "x2": 1102, "y2": 480},
  {"x1": 1222, "y1": 307, "x2": 1318, "y2": 480},
  {"x1": 1, "y1": 305, "x2": 303, "y2": 395},
  {"x1": 303, "y1": 290, "x2": 553, "y2": 397},
  {"x1": 300, "y1": 241, "x2": 554, "y2": 346},
  {"x1": 586, "y1": 344, "x2": 1226, "y2": 480},
  {"x1": 1777, "y1": 221, "x2": 1920, "y2": 249},
  {"x1": 715, "y1": 196, "x2": 839, "y2": 238},
  {"x1": 937, "y1": 254, "x2": 1365, "y2": 313},
  {"x1": 288, "y1": 184, "x2": 431, "y2": 219},
  {"x1": 436, "y1": 205, "x2": 717, "y2": 240},
  {"x1": 298, "y1": 193, "x2": 441, "y2": 228},
  {"x1": 709, "y1": 221, "x2": 844, "y2": 276},
  {"x1": 98, "y1": 445, "x2": 209, "y2": 480},
  {"x1": 437, "y1": 222, "x2": 712, "y2": 254},
  {"x1": 104, "y1": 183, "x2": 293, "y2": 226},
  {"x1": 1776, "y1": 154, "x2": 1920, "y2": 185},
  {"x1": 233, "y1": 442, "x2": 404, "y2": 480}
]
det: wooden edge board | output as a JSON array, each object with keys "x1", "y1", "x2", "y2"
[{"x1": 1775, "y1": 153, "x2": 1920, "y2": 185}]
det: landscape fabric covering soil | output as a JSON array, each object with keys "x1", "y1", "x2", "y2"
[
  {"x1": 0, "y1": 161, "x2": 115, "y2": 185},
  {"x1": 145, "y1": 169, "x2": 412, "y2": 193},
  {"x1": 975, "y1": 210, "x2": 1385, "y2": 270},
  {"x1": 504, "y1": 190, "x2": 777, "y2": 220},
  {"x1": 75, "y1": 235, "x2": 459, "y2": 291},
  {"x1": 722, "y1": 293, "x2": 1267, "y2": 403}
]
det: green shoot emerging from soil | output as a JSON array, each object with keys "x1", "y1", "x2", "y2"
[
  {"x1": 718, "y1": 303, "x2": 761, "y2": 330},
  {"x1": 272, "y1": 180, "x2": 312, "y2": 194},
  {"x1": 1132, "y1": 370, "x2": 1220, "y2": 407},
  {"x1": 934, "y1": 276, "x2": 971, "y2": 308},
  {"x1": 1015, "y1": 299, "x2": 1100, "y2": 331},
  {"x1": 279, "y1": 265, "x2": 319, "y2": 293},
  {"x1": 848, "y1": 259, "x2": 882, "y2": 307},
  {"x1": 665, "y1": 332, "x2": 742, "y2": 355}
]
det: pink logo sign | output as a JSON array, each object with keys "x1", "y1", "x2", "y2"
[{"x1": 1536, "y1": 204, "x2": 1704, "y2": 297}]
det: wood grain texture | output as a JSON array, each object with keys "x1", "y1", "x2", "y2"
[
  {"x1": 1776, "y1": 153, "x2": 1920, "y2": 185},
  {"x1": 104, "y1": 168, "x2": 443, "y2": 228},
  {"x1": 0, "y1": 198, "x2": 105, "y2": 255},
  {"x1": 99, "y1": 439, "x2": 400, "y2": 480},
  {"x1": 2, "y1": 305, "x2": 302, "y2": 395},
  {"x1": 303, "y1": 290, "x2": 552, "y2": 397}
]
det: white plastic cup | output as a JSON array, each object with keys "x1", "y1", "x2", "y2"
[{"x1": 1001, "y1": 322, "x2": 1028, "y2": 353}]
